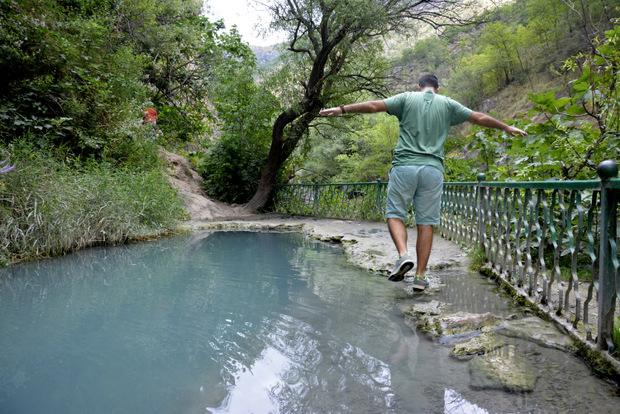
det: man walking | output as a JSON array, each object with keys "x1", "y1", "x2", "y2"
[{"x1": 319, "y1": 75, "x2": 527, "y2": 290}]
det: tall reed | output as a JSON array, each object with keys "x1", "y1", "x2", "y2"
[{"x1": 0, "y1": 143, "x2": 185, "y2": 264}]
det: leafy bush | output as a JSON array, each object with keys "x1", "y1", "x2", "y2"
[
  {"x1": 0, "y1": 1, "x2": 150, "y2": 154},
  {"x1": 0, "y1": 0, "x2": 253, "y2": 159},
  {"x1": 198, "y1": 135, "x2": 268, "y2": 204},
  {"x1": 198, "y1": 52, "x2": 278, "y2": 204}
]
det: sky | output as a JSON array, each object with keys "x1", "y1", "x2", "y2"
[{"x1": 203, "y1": 0, "x2": 285, "y2": 46}]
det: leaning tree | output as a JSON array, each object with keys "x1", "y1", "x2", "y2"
[{"x1": 244, "y1": 0, "x2": 484, "y2": 211}]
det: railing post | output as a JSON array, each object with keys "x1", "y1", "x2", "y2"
[
  {"x1": 312, "y1": 181, "x2": 319, "y2": 216},
  {"x1": 597, "y1": 160, "x2": 618, "y2": 351},
  {"x1": 477, "y1": 173, "x2": 486, "y2": 251},
  {"x1": 377, "y1": 179, "x2": 383, "y2": 219}
]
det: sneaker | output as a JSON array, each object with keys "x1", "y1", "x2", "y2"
[
  {"x1": 412, "y1": 275, "x2": 429, "y2": 291},
  {"x1": 388, "y1": 253, "x2": 414, "y2": 282}
]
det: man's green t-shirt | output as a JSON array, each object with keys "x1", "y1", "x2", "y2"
[{"x1": 383, "y1": 90, "x2": 472, "y2": 173}]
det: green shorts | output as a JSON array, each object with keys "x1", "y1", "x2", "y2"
[{"x1": 385, "y1": 165, "x2": 444, "y2": 225}]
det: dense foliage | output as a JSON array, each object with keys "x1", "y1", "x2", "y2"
[
  {"x1": 297, "y1": 0, "x2": 620, "y2": 184},
  {"x1": 197, "y1": 41, "x2": 279, "y2": 204},
  {"x1": 0, "y1": 0, "x2": 255, "y2": 263},
  {"x1": 0, "y1": 0, "x2": 251, "y2": 154},
  {"x1": 446, "y1": 19, "x2": 620, "y2": 182}
]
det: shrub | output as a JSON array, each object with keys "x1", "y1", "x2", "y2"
[{"x1": 198, "y1": 135, "x2": 268, "y2": 204}]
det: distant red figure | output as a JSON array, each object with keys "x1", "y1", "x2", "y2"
[{"x1": 143, "y1": 107, "x2": 158, "y2": 124}]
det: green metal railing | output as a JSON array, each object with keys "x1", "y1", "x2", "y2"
[
  {"x1": 442, "y1": 163, "x2": 620, "y2": 354},
  {"x1": 273, "y1": 161, "x2": 620, "y2": 355},
  {"x1": 273, "y1": 180, "x2": 388, "y2": 222}
]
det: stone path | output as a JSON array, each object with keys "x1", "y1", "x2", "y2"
[{"x1": 179, "y1": 215, "x2": 469, "y2": 277}]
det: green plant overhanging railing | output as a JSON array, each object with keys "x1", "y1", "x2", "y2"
[{"x1": 273, "y1": 161, "x2": 620, "y2": 355}]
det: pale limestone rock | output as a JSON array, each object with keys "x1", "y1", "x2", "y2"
[
  {"x1": 469, "y1": 346, "x2": 539, "y2": 392},
  {"x1": 452, "y1": 332, "x2": 506, "y2": 359}
]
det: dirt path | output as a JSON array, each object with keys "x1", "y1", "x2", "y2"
[{"x1": 161, "y1": 149, "x2": 248, "y2": 221}]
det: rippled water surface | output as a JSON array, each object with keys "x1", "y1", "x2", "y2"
[{"x1": 0, "y1": 231, "x2": 618, "y2": 413}]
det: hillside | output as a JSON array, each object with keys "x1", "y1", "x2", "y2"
[
  {"x1": 248, "y1": 20, "x2": 566, "y2": 120},
  {"x1": 250, "y1": 44, "x2": 281, "y2": 70}
]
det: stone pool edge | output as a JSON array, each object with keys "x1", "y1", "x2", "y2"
[{"x1": 177, "y1": 215, "x2": 470, "y2": 277}]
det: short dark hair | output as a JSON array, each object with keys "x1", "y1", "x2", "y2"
[{"x1": 418, "y1": 75, "x2": 439, "y2": 89}]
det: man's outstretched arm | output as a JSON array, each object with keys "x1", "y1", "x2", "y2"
[
  {"x1": 319, "y1": 100, "x2": 388, "y2": 117},
  {"x1": 468, "y1": 111, "x2": 527, "y2": 137}
]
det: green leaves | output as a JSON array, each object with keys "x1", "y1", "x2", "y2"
[
  {"x1": 0, "y1": 0, "x2": 255, "y2": 160},
  {"x1": 196, "y1": 43, "x2": 279, "y2": 204},
  {"x1": 528, "y1": 91, "x2": 566, "y2": 114}
]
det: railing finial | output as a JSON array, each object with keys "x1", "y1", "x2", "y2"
[
  {"x1": 597, "y1": 160, "x2": 618, "y2": 180},
  {"x1": 476, "y1": 173, "x2": 486, "y2": 182}
]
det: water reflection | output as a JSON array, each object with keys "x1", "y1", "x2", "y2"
[
  {"x1": 0, "y1": 231, "x2": 619, "y2": 414},
  {"x1": 208, "y1": 314, "x2": 394, "y2": 413},
  {"x1": 444, "y1": 389, "x2": 490, "y2": 414},
  {"x1": 0, "y1": 232, "x2": 404, "y2": 413}
]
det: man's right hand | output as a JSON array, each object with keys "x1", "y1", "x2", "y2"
[{"x1": 319, "y1": 107, "x2": 344, "y2": 117}]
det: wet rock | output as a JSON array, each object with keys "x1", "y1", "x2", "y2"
[
  {"x1": 452, "y1": 332, "x2": 506, "y2": 359},
  {"x1": 438, "y1": 312, "x2": 504, "y2": 336},
  {"x1": 421, "y1": 311, "x2": 503, "y2": 340},
  {"x1": 405, "y1": 304, "x2": 505, "y2": 345},
  {"x1": 469, "y1": 347, "x2": 539, "y2": 392},
  {"x1": 403, "y1": 300, "x2": 443, "y2": 317},
  {"x1": 403, "y1": 301, "x2": 442, "y2": 335},
  {"x1": 496, "y1": 316, "x2": 576, "y2": 352}
]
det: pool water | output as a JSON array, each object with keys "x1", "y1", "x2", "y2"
[{"x1": 0, "y1": 231, "x2": 618, "y2": 413}]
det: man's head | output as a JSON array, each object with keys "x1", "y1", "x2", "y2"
[{"x1": 418, "y1": 75, "x2": 439, "y2": 92}]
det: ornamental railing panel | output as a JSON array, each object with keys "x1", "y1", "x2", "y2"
[{"x1": 273, "y1": 181, "x2": 388, "y2": 222}]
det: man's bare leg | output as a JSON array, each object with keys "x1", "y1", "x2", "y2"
[
  {"x1": 387, "y1": 218, "x2": 409, "y2": 257},
  {"x1": 415, "y1": 225, "x2": 433, "y2": 277}
]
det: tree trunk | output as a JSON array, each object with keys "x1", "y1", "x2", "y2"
[
  {"x1": 244, "y1": 146, "x2": 281, "y2": 212},
  {"x1": 244, "y1": 109, "x2": 299, "y2": 212}
]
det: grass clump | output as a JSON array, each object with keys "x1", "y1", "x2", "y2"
[
  {"x1": 0, "y1": 141, "x2": 185, "y2": 265},
  {"x1": 614, "y1": 317, "x2": 620, "y2": 358},
  {"x1": 468, "y1": 247, "x2": 487, "y2": 272}
]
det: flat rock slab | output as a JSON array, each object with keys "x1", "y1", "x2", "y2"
[
  {"x1": 497, "y1": 316, "x2": 576, "y2": 352},
  {"x1": 438, "y1": 312, "x2": 504, "y2": 335},
  {"x1": 186, "y1": 217, "x2": 469, "y2": 276},
  {"x1": 453, "y1": 332, "x2": 507, "y2": 359},
  {"x1": 403, "y1": 300, "x2": 443, "y2": 317},
  {"x1": 409, "y1": 309, "x2": 505, "y2": 342},
  {"x1": 469, "y1": 349, "x2": 539, "y2": 392}
]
